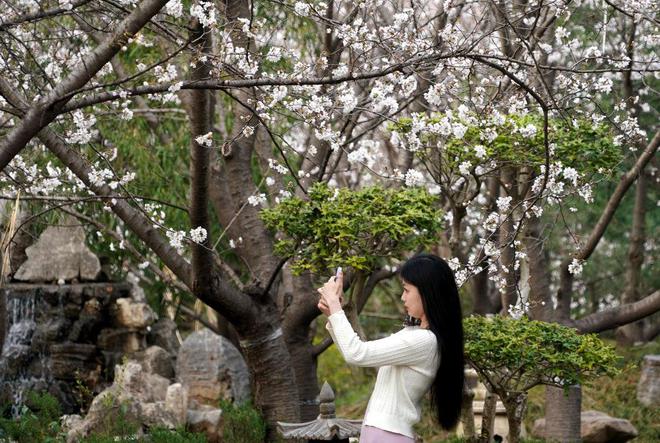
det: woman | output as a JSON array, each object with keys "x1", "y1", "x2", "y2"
[{"x1": 317, "y1": 253, "x2": 464, "y2": 443}]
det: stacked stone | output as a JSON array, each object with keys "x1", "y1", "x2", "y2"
[{"x1": 0, "y1": 283, "x2": 133, "y2": 413}]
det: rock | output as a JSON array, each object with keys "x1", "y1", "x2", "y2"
[
  {"x1": 113, "y1": 298, "x2": 156, "y2": 330},
  {"x1": 14, "y1": 223, "x2": 100, "y2": 282},
  {"x1": 637, "y1": 354, "x2": 660, "y2": 407},
  {"x1": 67, "y1": 361, "x2": 178, "y2": 440},
  {"x1": 61, "y1": 414, "x2": 84, "y2": 443},
  {"x1": 165, "y1": 383, "x2": 188, "y2": 426},
  {"x1": 81, "y1": 385, "x2": 143, "y2": 436},
  {"x1": 176, "y1": 328, "x2": 250, "y2": 407},
  {"x1": 97, "y1": 328, "x2": 144, "y2": 353},
  {"x1": 533, "y1": 411, "x2": 638, "y2": 443},
  {"x1": 49, "y1": 343, "x2": 99, "y2": 380},
  {"x1": 115, "y1": 361, "x2": 170, "y2": 402},
  {"x1": 134, "y1": 346, "x2": 175, "y2": 379},
  {"x1": 187, "y1": 406, "x2": 223, "y2": 443},
  {"x1": 581, "y1": 410, "x2": 638, "y2": 443},
  {"x1": 141, "y1": 401, "x2": 179, "y2": 429},
  {"x1": 147, "y1": 318, "x2": 180, "y2": 355}
]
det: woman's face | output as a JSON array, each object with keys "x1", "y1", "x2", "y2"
[{"x1": 401, "y1": 279, "x2": 426, "y2": 320}]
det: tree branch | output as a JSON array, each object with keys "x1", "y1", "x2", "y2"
[
  {"x1": 555, "y1": 130, "x2": 660, "y2": 319},
  {"x1": 0, "y1": 0, "x2": 170, "y2": 171},
  {"x1": 572, "y1": 291, "x2": 660, "y2": 334}
]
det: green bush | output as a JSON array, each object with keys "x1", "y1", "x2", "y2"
[
  {"x1": 219, "y1": 399, "x2": 267, "y2": 443},
  {"x1": 261, "y1": 183, "x2": 444, "y2": 274},
  {"x1": 464, "y1": 315, "x2": 620, "y2": 393},
  {"x1": 0, "y1": 391, "x2": 63, "y2": 443}
]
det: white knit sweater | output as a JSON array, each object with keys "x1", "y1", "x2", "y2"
[{"x1": 326, "y1": 310, "x2": 440, "y2": 438}]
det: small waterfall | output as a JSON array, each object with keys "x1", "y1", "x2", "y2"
[
  {"x1": 2, "y1": 294, "x2": 36, "y2": 356},
  {"x1": 0, "y1": 282, "x2": 133, "y2": 417},
  {"x1": 0, "y1": 292, "x2": 50, "y2": 417}
]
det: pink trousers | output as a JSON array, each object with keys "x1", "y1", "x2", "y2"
[{"x1": 359, "y1": 425, "x2": 416, "y2": 443}]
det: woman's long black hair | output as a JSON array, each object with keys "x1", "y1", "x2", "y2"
[{"x1": 400, "y1": 253, "x2": 464, "y2": 430}]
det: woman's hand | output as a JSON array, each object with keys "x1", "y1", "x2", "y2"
[{"x1": 317, "y1": 270, "x2": 344, "y2": 316}]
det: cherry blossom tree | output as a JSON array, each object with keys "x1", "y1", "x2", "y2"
[{"x1": 0, "y1": 0, "x2": 658, "y2": 438}]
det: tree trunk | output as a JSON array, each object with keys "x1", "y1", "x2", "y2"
[
  {"x1": 479, "y1": 389, "x2": 497, "y2": 443},
  {"x1": 544, "y1": 385, "x2": 582, "y2": 442},
  {"x1": 523, "y1": 215, "x2": 553, "y2": 321},
  {"x1": 460, "y1": 382, "x2": 476, "y2": 440},
  {"x1": 616, "y1": 171, "x2": 646, "y2": 345},
  {"x1": 238, "y1": 314, "x2": 302, "y2": 441},
  {"x1": 501, "y1": 392, "x2": 527, "y2": 443},
  {"x1": 499, "y1": 167, "x2": 518, "y2": 315},
  {"x1": 286, "y1": 336, "x2": 321, "y2": 421},
  {"x1": 0, "y1": 287, "x2": 5, "y2": 352},
  {"x1": 473, "y1": 177, "x2": 500, "y2": 315}
]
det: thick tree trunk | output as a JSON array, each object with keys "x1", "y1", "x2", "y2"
[
  {"x1": 616, "y1": 172, "x2": 646, "y2": 345},
  {"x1": 280, "y1": 270, "x2": 323, "y2": 421},
  {"x1": 572, "y1": 290, "x2": 660, "y2": 333},
  {"x1": 286, "y1": 337, "x2": 320, "y2": 421},
  {"x1": 238, "y1": 312, "x2": 301, "y2": 441},
  {"x1": 544, "y1": 385, "x2": 582, "y2": 442},
  {"x1": 501, "y1": 392, "x2": 527, "y2": 443}
]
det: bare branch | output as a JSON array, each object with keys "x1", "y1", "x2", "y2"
[{"x1": 573, "y1": 291, "x2": 660, "y2": 334}]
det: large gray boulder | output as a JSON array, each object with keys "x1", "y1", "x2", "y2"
[
  {"x1": 14, "y1": 223, "x2": 100, "y2": 282},
  {"x1": 636, "y1": 354, "x2": 660, "y2": 407},
  {"x1": 533, "y1": 410, "x2": 638, "y2": 443},
  {"x1": 176, "y1": 328, "x2": 250, "y2": 407}
]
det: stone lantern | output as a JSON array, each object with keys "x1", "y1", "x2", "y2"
[{"x1": 277, "y1": 381, "x2": 362, "y2": 442}]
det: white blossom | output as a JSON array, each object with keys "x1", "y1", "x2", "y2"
[
  {"x1": 195, "y1": 132, "x2": 213, "y2": 147},
  {"x1": 266, "y1": 46, "x2": 283, "y2": 63},
  {"x1": 474, "y1": 145, "x2": 487, "y2": 159},
  {"x1": 496, "y1": 196, "x2": 512, "y2": 212},
  {"x1": 518, "y1": 123, "x2": 538, "y2": 138},
  {"x1": 190, "y1": 1, "x2": 217, "y2": 28},
  {"x1": 568, "y1": 258, "x2": 583, "y2": 275},
  {"x1": 294, "y1": 2, "x2": 311, "y2": 16},
  {"x1": 458, "y1": 161, "x2": 472, "y2": 176},
  {"x1": 166, "y1": 0, "x2": 183, "y2": 17},
  {"x1": 404, "y1": 169, "x2": 424, "y2": 187},
  {"x1": 242, "y1": 126, "x2": 255, "y2": 137},
  {"x1": 563, "y1": 166, "x2": 579, "y2": 186},
  {"x1": 166, "y1": 230, "x2": 186, "y2": 250},
  {"x1": 59, "y1": 0, "x2": 73, "y2": 10},
  {"x1": 68, "y1": 110, "x2": 97, "y2": 144},
  {"x1": 190, "y1": 226, "x2": 207, "y2": 243},
  {"x1": 247, "y1": 193, "x2": 267, "y2": 206},
  {"x1": 484, "y1": 212, "x2": 499, "y2": 231}
]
